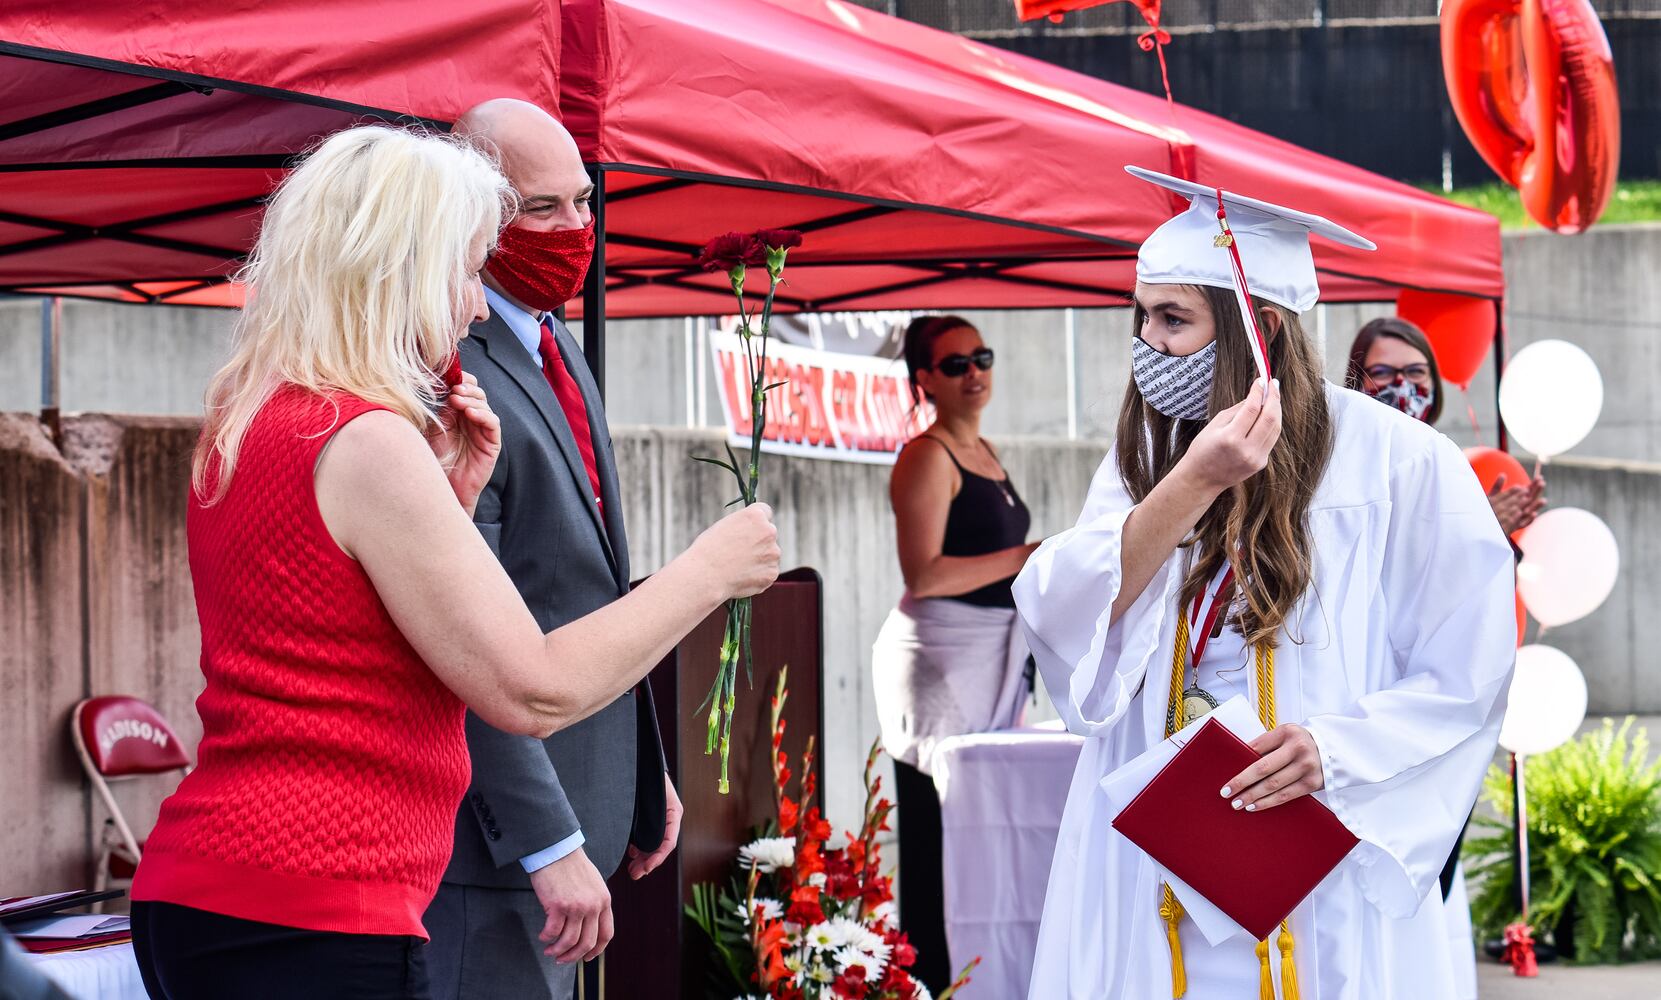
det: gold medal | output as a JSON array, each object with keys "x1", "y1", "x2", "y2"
[{"x1": 1182, "y1": 685, "x2": 1219, "y2": 724}]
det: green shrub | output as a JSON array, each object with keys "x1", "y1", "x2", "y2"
[{"x1": 1465, "y1": 718, "x2": 1661, "y2": 963}]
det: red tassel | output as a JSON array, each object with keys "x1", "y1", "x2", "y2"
[{"x1": 1503, "y1": 922, "x2": 1538, "y2": 977}]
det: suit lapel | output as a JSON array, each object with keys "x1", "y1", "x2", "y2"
[
  {"x1": 476, "y1": 313, "x2": 617, "y2": 572},
  {"x1": 549, "y1": 320, "x2": 631, "y2": 593}
]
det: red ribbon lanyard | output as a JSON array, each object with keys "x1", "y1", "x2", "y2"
[
  {"x1": 1188, "y1": 565, "x2": 1236, "y2": 669},
  {"x1": 1214, "y1": 188, "x2": 1274, "y2": 382}
]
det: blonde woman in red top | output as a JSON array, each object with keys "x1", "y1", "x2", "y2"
[{"x1": 128, "y1": 125, "x2": 779, "y2": 1000}]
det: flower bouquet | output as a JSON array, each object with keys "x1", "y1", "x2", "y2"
[
  {"x1": 693, "y1": 228, "x2": 803, "y2": 795},
  {"x1": 687, "y1": 668, "x2": 979, "y2": 1000}
]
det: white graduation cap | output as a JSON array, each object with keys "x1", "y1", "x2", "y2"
[{"x1": 1127, "y1": 165, "x2": 1376, "y2": 381}]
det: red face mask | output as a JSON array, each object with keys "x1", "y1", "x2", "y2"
[{"x1": 486, "y1": 219, "x2": 595, "y2": 312}]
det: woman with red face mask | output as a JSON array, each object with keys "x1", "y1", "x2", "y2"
[{"x1": 1346, "y1": 317, "x2": 1545, "y2": 536}]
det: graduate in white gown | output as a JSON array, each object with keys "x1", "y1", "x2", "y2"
[{"x1": 1014, "y1": 168, "x2": 1517, "y2": 1000}]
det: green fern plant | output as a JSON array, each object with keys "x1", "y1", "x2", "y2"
[{"x1": 1465, "y1": 718, "x2": 1661, "y2": 963}]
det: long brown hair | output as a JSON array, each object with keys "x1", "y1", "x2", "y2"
[
  {"x1": 1116, "y1": 285, "x2": 1334, "y2": 648},
  {"x1": 1344, "y1": 316, "x2": 1444, "y2": 425}
]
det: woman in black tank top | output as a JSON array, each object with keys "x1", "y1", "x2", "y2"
[{"x1": 871, "y1": 315, "x2": 1041, "y2": 992}]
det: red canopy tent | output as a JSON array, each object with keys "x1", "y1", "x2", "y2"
[{"x1": 0, "y1": 0, "x2": 1505, "y2": 384}]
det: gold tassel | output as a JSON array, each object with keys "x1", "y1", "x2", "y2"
[
  {"x1": 1277, "y1": 922, "x2": 1299, "y2": 1000},
  {"x1": 1167, "y1": 614, "x2": 1192, "y2": 736},
  {"x1": 1256, "y1": 938, "x2": 1274, "y2": 1000},
  {"x1": 1159, "y1": 885, "x2": 1187, "y2": 998}
]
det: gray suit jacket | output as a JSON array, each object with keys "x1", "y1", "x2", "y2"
[{"x1": 439, "y1": 312, "x2": 666, "y2": 889}]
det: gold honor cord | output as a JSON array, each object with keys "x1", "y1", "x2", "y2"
[{"x1": 1159, "y1": 612, "x2": 1299, "y2": 1000}]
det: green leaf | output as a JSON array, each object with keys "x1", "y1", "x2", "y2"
[{"x1": 1469, "y1": 718, "x2": 1661, "y2": 961}]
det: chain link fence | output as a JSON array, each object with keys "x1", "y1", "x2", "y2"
[
  {"x1": 847, "y1": 0, "x2": 1660, "y2": 34},
  {"x1": 839, "y1": 0, "x2": 1661, "y2": 183}
]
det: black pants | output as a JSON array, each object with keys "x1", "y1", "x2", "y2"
[
  {"x1": 131, "y1": 901, "x2": 431, "y2": 1000},
  {"x1": 894, "y1": 759, "x2": 951, "y2": 994}
]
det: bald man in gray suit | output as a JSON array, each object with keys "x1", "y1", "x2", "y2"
[{"x1": 423, "y1": 99, "x2": 683, "y2": 1000}]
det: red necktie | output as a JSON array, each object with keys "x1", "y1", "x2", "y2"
[{"x1": 538, "y1": 318, "x2": 605, "y2": 521}]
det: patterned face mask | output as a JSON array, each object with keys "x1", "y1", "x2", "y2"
[
  {"x1": 1366, "y1": 378, "x2": 1434, "y2": 422},
  {"x1": 1132, "y1": 336, "x2": 1217, "y2": 422}
]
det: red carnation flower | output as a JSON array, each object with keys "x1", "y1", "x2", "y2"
[
  {"x1": 786, "y1": 896, "x2": 825, "y2": 926},
  {"x1": 831, "y1": 967, "x2": 868, "y2": 999},
  {"x1": 698, "y1": 231, "x2": 767, "y2": 272},
  {"x1": 753, "y1": 228, "x2": 804, "y2": 251}
]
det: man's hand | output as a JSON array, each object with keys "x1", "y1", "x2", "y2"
[
  {"x1": 1220, "y1": 723, "x2": 1325, "y2": 813},
  {"x1": 531, "y1": 847, "x2": 613, "y2": 964},
  {"x1": 625, "y1": 773, "x2": 682, "y2": 880}
]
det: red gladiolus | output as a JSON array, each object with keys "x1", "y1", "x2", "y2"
[
  {"x1": 802, "y1": 809, "x2": 832, "y2": 843},
  {"x1": 778, "y1": 796, "x2": 800, "y2": 835}
]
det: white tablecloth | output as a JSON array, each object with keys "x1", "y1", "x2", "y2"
[
  {"x1": 26, "y1": 942, "x2": 147, "y2": 1000},
  {"x1": 931, "y1": 723, "x2": 1084, "y2": 1000}
]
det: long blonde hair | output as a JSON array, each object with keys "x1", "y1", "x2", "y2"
[
  {"x1": 1116, "y1": 285, "x2": 1334, "y2": 648},
  {"x1": 192, "y1": 125, "x2": 515, "y2": 502}
]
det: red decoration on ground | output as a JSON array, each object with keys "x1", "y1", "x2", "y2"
[{"x1": 1503, "y1": 921, "x2": 1539, "y2": 976}]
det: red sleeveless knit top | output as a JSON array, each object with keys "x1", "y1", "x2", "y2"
[{"x1": 132, "y1": 386, "x2": 469, "y2": 939}]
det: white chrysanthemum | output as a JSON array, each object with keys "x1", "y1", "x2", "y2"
[
  {"x1": 804, "y1": 922, "x2": 838, "y2": 951},
  {"x1": 869, "y1": 900, "x2": 898, "y2": 927},
  {"x1": 824, "y1": 917, "x2": 887, "y2": 956},
  {"x1": 734, "y1": 896, "x2": 785, "y2": 924},
  {"x1": 913, "y1": 982, "x2": 934, "y2": 1000},
  {"x1": 808, "y1": 872, "x2": 828, "y2": 888},
  {"x1": 738, "y1": 836, "x2": 796, "y2": 874},
  {"x1": 808, "y1": 961, "x2": 836, "y2": 984},
  {"x1": 834, "y1": 944, "x2": 888, "y2": 980}
]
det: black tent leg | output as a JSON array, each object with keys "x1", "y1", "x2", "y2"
[
  {"x1": 583, "y1": 164, "x2": 607, "y2": 402},
  {"x1": 1493, "y1": 298, "x2": 1508, "y2": 452}
]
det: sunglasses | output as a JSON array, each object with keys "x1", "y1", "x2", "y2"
[
  {"x1": 931, "y1": 347, "x2": 995, "y2": 378},
  {"x1": 1364, "y1": 363, "x2": 1432, "y2": 384}
]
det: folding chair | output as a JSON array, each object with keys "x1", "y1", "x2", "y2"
[{"x1": 69, "y1": 697, "x2": 192, "y2": 909}]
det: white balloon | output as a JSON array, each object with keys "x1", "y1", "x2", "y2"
[
  {"x1": 1499, "y1": 644, "x2": 1588, "y2": 756},
  {"x1": 1498, "y1": 339, "x2": 1603, "y2": 459},
  {"x1": 1516, "y1": 507, "x2": 1619, "y2": 627}
]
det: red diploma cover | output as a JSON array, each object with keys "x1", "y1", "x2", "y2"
[{"x1": 1112, "y1": 717, "x2": 1360, "y2": 941}]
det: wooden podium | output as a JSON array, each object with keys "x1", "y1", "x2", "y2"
[{"x1": 600, "y1": 567, "x2": 825, "y2": 999}]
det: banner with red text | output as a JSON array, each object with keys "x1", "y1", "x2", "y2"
[{"x1": 710, "y1": 329, "x2": 933, "y2": 464}]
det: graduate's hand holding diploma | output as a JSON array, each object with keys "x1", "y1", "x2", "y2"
[{"x1": 1221, "y1": 721, "x2": 1324, "y2": 812}]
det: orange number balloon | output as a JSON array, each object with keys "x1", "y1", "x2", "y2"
[{"x1": 1442, "y1": 0, "x2": 1620, "y2": 234}]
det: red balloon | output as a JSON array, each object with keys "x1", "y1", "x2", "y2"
[
  {"x1": 1465, "y1": 446, "x2": 1530, "y2": 496},
  {"x1": 1515, "y1": 590, "x2": 1528, "y2": 647},
  {"x1": 1014, "y1": 0, "x2": 1160, "y2": 26},
  {"x1": 1397, "y1": 289, "x2": 1497, "y2": 390},
  {"x1": 1442, "y1": 0, "x2": 1621, "y2": 235}
]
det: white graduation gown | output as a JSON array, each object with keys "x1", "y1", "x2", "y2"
[{"x1": 1014, "y1": 385, "x2": 1516, "y2": 1000}]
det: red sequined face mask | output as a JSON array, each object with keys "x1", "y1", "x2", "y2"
[{"x1": 485, "y1": 219, "x2": 595, "y2": 312}]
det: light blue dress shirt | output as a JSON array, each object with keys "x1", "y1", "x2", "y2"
[
  {"x1": 483, "y1": 286, "x2": 587, "y2": 874},
  {"x1": 484, "y1": 286, "x2": 549, "y2": 367}
]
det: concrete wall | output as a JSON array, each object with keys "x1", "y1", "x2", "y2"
[
  {"x1": 0, "y1": 414, "x2": 200, "y2": 896},
  {"x1": 0, "y1": 223, "x2": 1655, "y2": 885},
  {"x1": 4, "y1": 415, "x2": 1653, "y2": 892}
]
